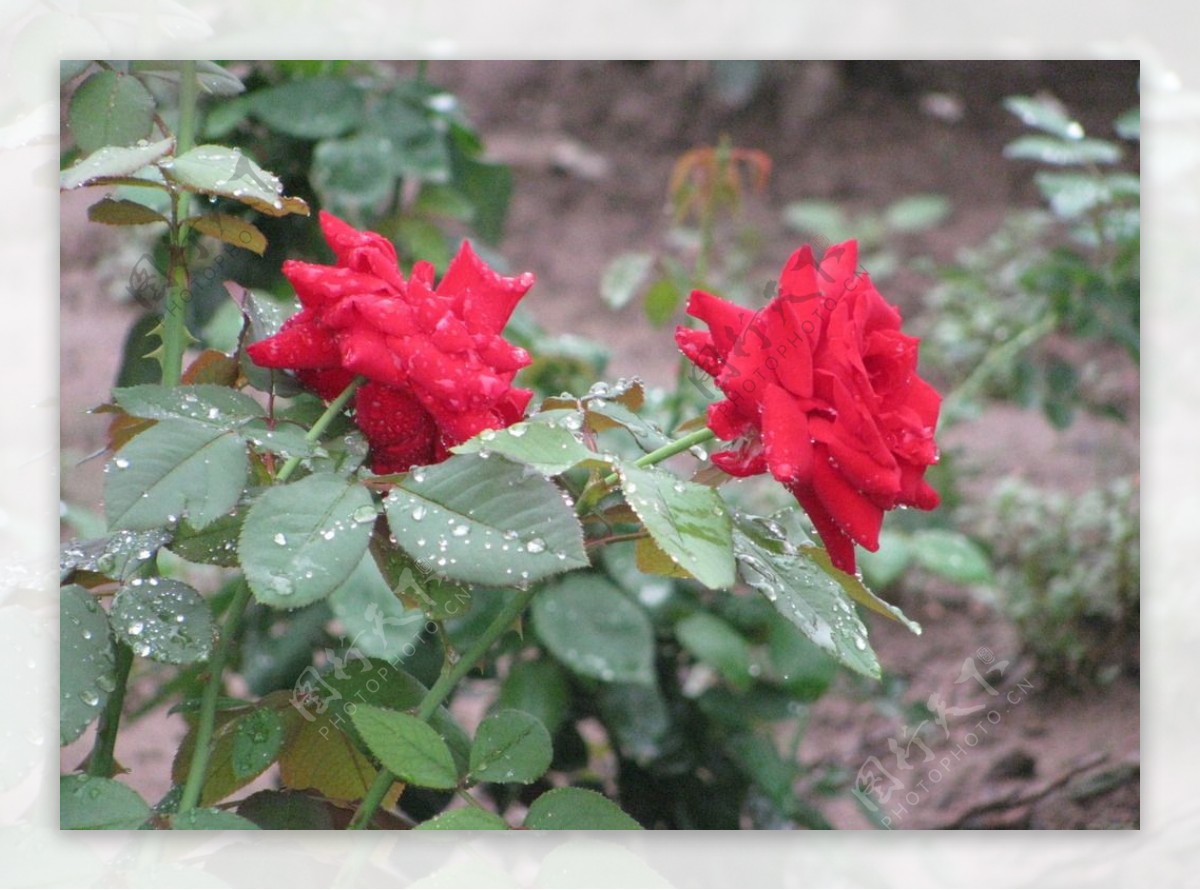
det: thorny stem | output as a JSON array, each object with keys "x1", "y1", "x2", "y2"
[
  {"x1": 177, "y1": 376, "x2": 364, "y2": 811},
  {"x1": 159, "y1": 61, "x2": 199, "y2": 389},
  {"x1": 347, "y1": 585, "x2": 539, "y2": 830},
  {"x1": 87, "y1": 62, "x2": 200, "y2": 777}
]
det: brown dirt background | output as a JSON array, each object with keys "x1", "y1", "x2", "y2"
[{"x1": 60, "y1": 60, "x2": 1139, "y2": 829}]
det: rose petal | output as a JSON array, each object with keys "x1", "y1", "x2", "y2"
[{"x1": 760, "y1": 383, "x2": 813, "y2": 485}]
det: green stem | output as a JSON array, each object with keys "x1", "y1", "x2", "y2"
[
  {"x1": 176, "y1": 376, "x2": 364, "y2": 811},
  {"x1": 577, "y1": 427, "x2": 717, "y2": 516},
  {"x1": 177, "y1": 580, "x2": 252, "y2": 812},
  {"x1": 276, "y1": 376, "x2": 365, "y2": 483},
  {"x1": 159, "y1": 61, "x2": 200, "y2": 390},
  {"x1": 86, "y1": 642, "x2": 133, "y2": 778},
  {"x1": 347, "y1": 585, "x2": 539, "y2": 830}
]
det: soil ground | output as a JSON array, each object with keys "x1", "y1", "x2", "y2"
[{"x1": 60, "y1": 60, "x2": 1140, "y2": 829}]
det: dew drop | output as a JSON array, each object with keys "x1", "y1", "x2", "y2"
[
  {"x1": 507, "y1": 422, "x2": 528, "y2": 438},
  {"x1": 126, "y1": 621, "x2": 144, "y2": 636},
  {"x1": 322, "y1": 529, "x2": 336, "y2": 540},
  {"x1": 80, "y1": 689, "x2": 100, "y2": 707},
  {"x1": 114, "y1": 458, "x2": 130, "y2": 469},
  {"x1": 525, "y1": 537, "x2": 546, "y2": 554},
  {"x1": 352, "y1": 505, "x2": 378, "y2": 523},
  {"x1": 411, "y1": 504, "x2": 427, "y2": 521},
  {"x1": 270, "y1": 574, "x2": 294, "y2": 597},
  {"x1": 452, "y1": 524, "x2": 469, "y2": 537},
  {"x1": 273, "y1": 533, "x2": 287, "y2": 546}
]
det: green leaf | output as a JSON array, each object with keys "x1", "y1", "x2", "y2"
[
  {"x1": 1114, "y1": 107, "x2": 1139, "y2": 141},
  {"x1": 168, "y1": 510, "x2": 244, "y2": 567},
  {"x1": 732, "y1": 516, "x2": 879, "y2": 679},
  {"x1": 643, "y1": 276, "x2": 683, "y2": 326},
  {"x1": 496, "y1": 658, "x2": 571, "y2": 736},
  {"x1": 468, "y1": 709, "x2": 553, "y2": 785},
  {"x1": 240, "y1": 473, "x2": 375, "y2": 609},
  {"x1": 104, "y1": 419, "x2": 248, "y2": 531},
  {"x1": 61, "y1": 775, "x2": 150, "y2": 829},
  {"x1": 111, "y1": 577, "x2": 214, "y2": 664},
  {"x1": 675, "y1": 612, "x2": 753, "y2": 690},
  {"x1": 162, "y1": 145, "x2": 308, "y2": 217},
  {"x1": 618, "y1": 462, "x2": 735, "y2": 590},
  {"x1": 311, "y1": 135, "x2": 395, "y2": 209},
  {"x1": 383, "y1": 454, "x2": 588, "y2": 588},
  {"x1": 766, "y1": 619, "x2": 838, "y2": 700},
  {"x1": 231, "y1": 709, "x2": 285, "y2": 780},
  {"x1": 171, "y1": 808, "x2": 260, "y2": 830},
  {"x1": 601, "y1": 252, "x2": 655, "y2": 309},
  {"x1": 328, "y1": 551, "x2": 424, "y2": 660},
  {"x1": 595, "y1": 681, "x2": 674, "y2": 766},
  {"x1": 1004, "y1": 135, "x2": 1122, "y2": 166},
  {"x1": 524, "y1": 787, "x2": 641, "y2": 830},
  {"x1": 186, "y1": 213, "x2": 267, "y2": 255},
  {"x1": 237, "y1": 790, "x2": 334, "y2": 829},
  {"x1": 248, "y1": 76, "x2": 364, "y2": 139},
  {"x1": 350, "y1": 705, "x2": 459, "y2": 790},
  {"x1": 60, "y1": 586, "x2": 117, "y2": 745},
  {"x1": 532, "y1": 574, "x2": 655, "y2": 684},
  {"x1": 113, "y1": 383, "x2": 265, "y2": 428},
  {"x1": 452, "y1": 156, "x2": 511, "y2": 244},
  {"x1": 414, "y1": 808, "x2": 509, "y2": 830},
  {"x1": 60, "y1": 136, "x2": 174, "y2": 190},
  {"x1": 87, "y1": 197, "x2": 167, "y2": 226},
  {"x1": 884, "y1": 194, "x2": 950, "y2": 232},
  {"x1": 68, "y1": 70, "x2": 156, "y2": 154},
  {"x1": 60, "y1": 528, "x2": 172, "y2": 582},
  {"x1": 240, "y1": 420, "x2": 315, "y2": 460},
  {"x1": 1034, "y1": 171, "x2": 1138, "y2": 219},
  {"x1": 1004, "y1": 94, "x2": 1083, "y2": 140},
  {"x1": 909, "y1": 529, "x2": 992, "y2": 584},
  {"x1": 450, "y1": 417, "x2": 595, "y2": 476},
  {"x1": 802, "y1": 544, "x2": 921, "y2": 634}
]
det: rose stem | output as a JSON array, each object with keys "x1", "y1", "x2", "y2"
[
  {"x1": 576, "y1": 426, "x2": 717, "y2": 516},
  {"x1": 85, "y1": 62, "x2": 201, "y2": 778},
  {"x1": 347, "y1": 584, "x2": 538, "y2": 830},
  {"x1": 177, "y1": 375, "x2": 364, "y2": 813},
  {"x1": 159, "y1": 60, "x2": 199, "y2": 390}
]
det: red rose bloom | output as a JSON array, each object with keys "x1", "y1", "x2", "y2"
[
  {"x1": 676, "y1": 240, "x2": 940, "y2": 574},
  {"x1": 247, "y1": 211, "x2": 534, "y2": 474}
]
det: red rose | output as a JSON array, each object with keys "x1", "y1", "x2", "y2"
[
  {"x1": 247, "y1": 211, "x2": 534, "y2": 474},
  {"x1": 675, "y1": 240, "x2": 940, "y2": 574}
]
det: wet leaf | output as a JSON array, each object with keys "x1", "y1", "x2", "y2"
[
  {"x1": 111, "y1": 577, "x2": 214, "y2": 664},
  {"x1": 523, "y1": 787, "x2": 641, "y2": 830},
  {"x1": 104, "y1": 419, "x2": 248, "y2": 531},
  {"x1": 414, "y1": 808, "x2": 508, "y2": 829},
  {"x1": 732, "y1": 515, "x2": 879, "y2": 679},
  {"x1": 532, "y1": 574, "x2": 654, "y2": 685},
  {"x1": 240, "y1": 473, "x2": 375, "y2": 609},
  {"x1": 1004, "y1": 94, "x2": 1083, "y2": 139},
  {"x1": 60, "y1": 136, "x2": 174, "y2": 190},
  {"x1": 496, "y1": 658, "x2": 571, "y2": 736},
  {"x1": 113, "y1": 383, "x2": 265, "y2": 428},
  {"x1": 60, "y1": 528, "x2": 172, "y2": 583},
  {"x1": 1004, "y1": 135, "x2": 1122, "y2": 166},
  {"x1": 60, "y1": 586, "x2": 117, "y2": 745},
  {"x1": 170, "y1": 808, "x2": 260, "y2": 830},
  {"x1": 163, "y1": 144, "x2": 308, "y2": 217},
  {"x1": 67, "y1": 70, "x2": 156, "y2": 154},
  {"x1": 383, "y1": 454, "x2": 588, "y2": 588},
  {"x1": 61, "y1": 775, "x2": 150, "y2": 830},
  {"x1": 236, "y1": 790, "x2": 335, "y2": 829},
  {"x1": 618, "y1": 462, "x2": 735, "y2": 590},
  {"x1": 909, "y1": 529, "x2": 992, "y2": 584},
  {"x1": 468, "y1": 709, "x2": 553, "y2": 785},
  {"x1": 231, "y1": 709, "x2": 285, "y2": 780},
  {"x1": 247, "y1": 76, "x2": 364, "y2": 139},
  {"x1": 451, "y1": 416, "x2": 596, "y2": 476},
  {"x1": 351, "y1": 705, "x2": 458, "y2": 790},
  {"x1": 328, "y1": 551, "x2": 424, "y2": 660}
]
